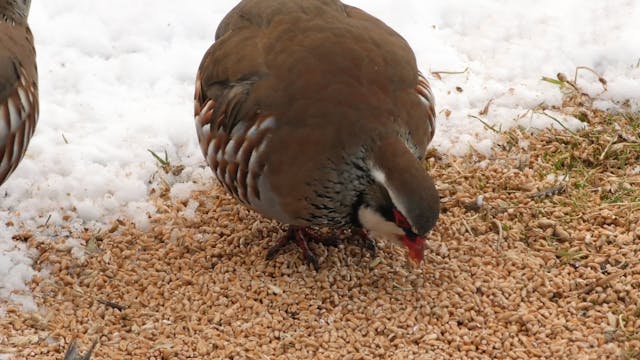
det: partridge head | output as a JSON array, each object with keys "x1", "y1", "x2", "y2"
[
  {"x1": 0, "y1": 0, "x2": 38, "y2": 186},
  {"x1": 195, "y1": 0, "x2": 439, "y2": 268}
]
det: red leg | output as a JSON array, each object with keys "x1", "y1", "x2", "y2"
[
  {"x1": 265, "y1": 227, "x2": 377, "y2": 271},
  {"x1": 266, "y1": 226, "x2": 321, "y2": 271}
]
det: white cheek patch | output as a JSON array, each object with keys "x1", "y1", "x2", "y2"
[
  {"x1": 368, "y1": 163, "x2": 420, "y2": 235},
  {"x1": 358, "y1": 207, "x2": 404, "y2": 240}
]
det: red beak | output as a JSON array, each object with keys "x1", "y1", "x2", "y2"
[{"x1": 400, "y1": 235, "x2": 425, "y2": 264}]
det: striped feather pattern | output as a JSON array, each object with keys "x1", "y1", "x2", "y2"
[
  {"x1": 194, "y1": 74, "x2": 272, "y2": 206},
  {"x1": 416, "y1": 71, "x2": 436, "y2": 143},
  {"x1": 0, "y1": 63, "x2": 38, "y2": 184},
  {"x1": 0, "y1": 2, "x2": 37, "y2": 187}
]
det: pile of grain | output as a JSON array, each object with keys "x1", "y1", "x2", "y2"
[{"x1": 0, "y1": 110, "x2": 639, "y2": 359}]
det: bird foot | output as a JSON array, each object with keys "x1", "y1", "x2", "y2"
[
  {"x1": 347, "y1": 228, "x2": 378, "y2": 257},
  {"x1": 265, "y1": 227, "x2": 377, "y2": 271},
  {"x1": 266, "y1": 226, "x2": 324, "y2": 271}
]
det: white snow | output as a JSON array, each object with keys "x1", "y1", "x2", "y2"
[
  {"x1": 0, "y1": 0, "x2": 638, "y2": 310},
  {"x1": 352, "y1": 0, "x2": 640, "y2": 155}
]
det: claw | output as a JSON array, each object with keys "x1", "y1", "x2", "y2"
[
  {"x1": 266, "y1": 226, "x2": 321, "y2": 271},
  {"x1": 265, "y1": 227, "x2": 295, "y2": 261},
  {"x1": 265, "y1": 227, "x2": 377, "y2": 271},
  {"x1": 350, "y1": 228, "x2": 378, "y2": 257}
]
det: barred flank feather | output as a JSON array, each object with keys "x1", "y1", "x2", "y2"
[{"x1": 0, "y1": 0, "x2": 38, "y2": 186}]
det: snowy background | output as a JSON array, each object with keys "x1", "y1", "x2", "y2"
[{"x1": 1, "y1": 0, "x2": 639, "y2": 310}]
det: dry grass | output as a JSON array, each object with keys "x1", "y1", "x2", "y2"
[{"x1": 1, "y1": 106, "x2": 639, "y2": 358}]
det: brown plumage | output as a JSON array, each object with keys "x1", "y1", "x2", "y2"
[
  {"x1": 195, "y1": 0, "x2": 439, "y2": 269},
  {"x1": 0, "y1": 0, "x2": 37, "y2": 186}
]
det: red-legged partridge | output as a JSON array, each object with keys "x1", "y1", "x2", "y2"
[
  {"x1": 195, "y1": 0, "x2": 439, "y2": 270},
  {"x1": 0, "y1": 0, "x2": 37, "y2": 187}
]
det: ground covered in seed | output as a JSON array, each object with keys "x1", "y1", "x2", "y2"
[{"x1": 1, "y1": 108, "x2": 639, "y2": 359}]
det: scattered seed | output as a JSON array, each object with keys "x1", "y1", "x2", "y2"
[
  {"x1": 267, "y1": 284, "x2": 283, "y2": 295},
  {"x1": 553, "y1": 227, "x2": 571, "y2": 242},
  {"x1": 537, "y1": 219, "x2": 556, "y2": 229},
  {"x1": 2, "y1": 108, "x2": 637, "y2": 360}
]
